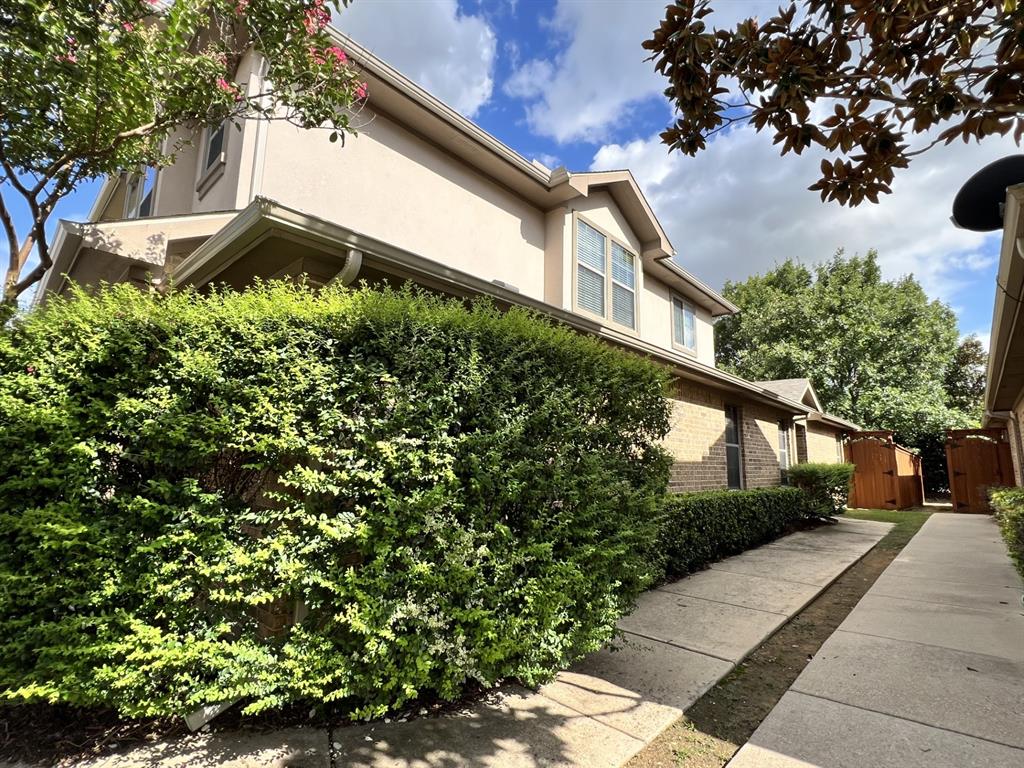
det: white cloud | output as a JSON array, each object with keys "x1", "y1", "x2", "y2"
[
  {"x1": 590, "y1": 125, "x2": 1017, "y2": 308},
  {"x1": 333, "y1": 1, "x2": 496, "y2": 117},
  {"x1": 504, "y1": 0, "x2": 782, "y2": 144}
]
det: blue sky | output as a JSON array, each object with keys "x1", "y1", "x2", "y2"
[{"x1": 5, "y1": 0, "x2": 1009, "y2": 344}]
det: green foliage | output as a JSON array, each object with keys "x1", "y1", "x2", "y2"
[
  {"x1": 0, "y1": 281, "x2": 672, "y2": 719},
  {"x1": 659, "y1": 487, "x2": 811, "y2": 577},
  {"x1": 989, "y1": 487, "x2": 1024, "y2": 579},
  {"x1": 645, "y1": 1, "x2": 1024, "y2": 206},
  {"x1": 714, "y1": 251, "x2": 977, "y2": 494},
  {"x1": 944, "y1": 335, "x2": 987, "y2": 420},
  {"x1": 2, "y1": 0, "x2": 363, "y2": 303},
  {"x1": 786, "y1": 463, "x2": 855, "y2": 518}
]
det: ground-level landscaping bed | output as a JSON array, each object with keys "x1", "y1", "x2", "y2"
[{"x1": 623, "y1": 507, "x2": 932, "y2": 768}]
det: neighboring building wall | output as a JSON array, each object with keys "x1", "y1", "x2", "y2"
[
  {"x1": 805, "y1": 422, "x2": 845, "y2": 463},
  {"x1": 1008, "y1": 401, "x2": 1024, "y2": 485},
  {"x1": 664, "y1": 380, "x2": 786, "y2": 493}
]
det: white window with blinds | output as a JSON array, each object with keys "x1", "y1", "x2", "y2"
[
  {"x1": 672, "y1": 295, "x2": 697, "y2": 351},
  {"x1": 778, "y1": 420, "x2": 790, "y2": 473},
  {"x1": 574, "y1": 216, "x2": 637, "y2": 330}
]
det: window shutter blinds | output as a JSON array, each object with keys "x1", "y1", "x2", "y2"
[
  {"x1": 610, "y1": 242, "x2": 635, "y2": 328},
  {"x1": 576, "y1": 220, "x2": 606, "y2": 315}
]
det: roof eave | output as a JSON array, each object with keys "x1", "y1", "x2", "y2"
[
  {"x1": 173, "y1": 199, "x2": 809, "y2": 414},
  {"x1": 984, "y1": 184, "x2": 1024, "y2": 417}
]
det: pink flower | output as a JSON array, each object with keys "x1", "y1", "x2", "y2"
[
  {"x1": 325, "y1": 46, "x2": 347, "y2": 65},
  {"x1": 302, "y1": 0, "x2": 329, "y2": 34},
  {"x1": 355, "y1": 82, "x2": 367, "y2": 100},
  {"x1": 235, "y1": 0, "x2": 249, "y2": 13},
  {"x1": 145, "y1": 0, "x2": 159, "y2": 5},
  {"x1": 122, "y1": 21, "x2": 134, "y2": 31},
  {"x1": 216, "y1": 77, "x2": 237, "y2": 95},
  {"x1": 25, "y1": 366, "x2": 36, "y2": 375}
]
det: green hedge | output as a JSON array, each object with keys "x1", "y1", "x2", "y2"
[
  {"x1": 786, "y1": 462, "x2": 855, "y2": 517},
  {"x1": 659, "y1": 487, "x2": 811, "y2": 576},
  {"x1": 0, "y1": 282, "x2": 672, "y2": 719},
  {"x1": 989, "y1": 487, "x2": 1024, "y2": 578}
]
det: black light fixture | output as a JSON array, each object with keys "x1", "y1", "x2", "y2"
[{"x1": 952, "y1": 155, "x2": 1024, "y2": 232}]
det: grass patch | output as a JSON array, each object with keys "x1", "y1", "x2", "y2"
[{"x1": 843, "y1": 507, "x2": 932, "y2": 552}]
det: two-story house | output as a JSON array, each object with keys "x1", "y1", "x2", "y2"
[{"x1": 35, "y1": 30, "x2": 855, "y2": 492}]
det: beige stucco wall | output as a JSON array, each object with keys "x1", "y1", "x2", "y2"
[
  {"x1": 664, "y1": 379, "x2": 786, "y2": 492},
  {"x1": 259, "y1": 110, "x2": 549, "y2": 301},
  {"x1": 640, "y1": 275, "x2": 716, "y2": 367},
  {"x1": 805, "y1": 421, "x2": 845, "y2": 464}
]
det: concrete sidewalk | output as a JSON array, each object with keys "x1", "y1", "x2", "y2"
[
  {"x1": 728, "y1": 513, "x2": 1024, "y2": 768},
  {"x1": 81, "y1": 518, "x2": 891, "y2": 768}
]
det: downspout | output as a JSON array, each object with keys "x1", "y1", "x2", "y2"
[
  {"x1": 247, "y1": 56, "x2": 271, "y2": 205},
  {"x1": 331, "y1": 248, "x2": 363, "y2": 286}
]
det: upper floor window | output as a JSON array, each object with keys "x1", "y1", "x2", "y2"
[
  {"x1": 196, "y1": 120, "x2": 228, "y2": 197},
  {"x1": 204, "y1": 121, "x2": 226, "y2": 173},
  {"x1": 672, "y1": 295, "x2": 697, "y2": 352},
  {"x1": 124, "y1": 166, "x2": 157, "y2": 219},
  {"x1": 575, "y1": 217, "x2": 637, "y2": 330}
]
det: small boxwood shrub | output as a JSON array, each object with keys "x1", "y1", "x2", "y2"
[
  {"x1": 659, "y1": 487, "x2": 811, "y2": 576},
  {"x1": 786, "y1": 462, "x2": 855, "y2": 517},
  {"x1": 989, "y1": 487, "x2": 1024, "y2": 578},
  {"x1": 0, "y1": 281, "x2": 672, "y2": 719}
]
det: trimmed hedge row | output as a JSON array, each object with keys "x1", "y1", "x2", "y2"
[
  {"x1": 659, "y1": 487, "x2": 812, "y2": 576},
  {"x1": 0, "y1": 282, "x2": 672, "y2": 720},
  {"x1": 786, "y1": 462, "x2": 855, "y2": 517},
  {"x1": 989, "y1": 487, "x2": 1024, "y2": 578}
]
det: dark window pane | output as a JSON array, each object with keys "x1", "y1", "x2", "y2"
[
  {"x1": 206, "y1": 123, "x2": 225, "y2": 170},
  {"x1": 724, "y1": 406, "x2": 739, "y2": 445},
  {"x1": 726, "y1": 445, "x2": 741, "y2": 489}
]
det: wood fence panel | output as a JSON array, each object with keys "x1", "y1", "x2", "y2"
[
  {"x1": 846, "y1": 432, "x2": 899, "y2": 509},
  {"x1": 946, "y1": 428, "x2": 1016, "y2": 514},
  {"x1": 845, "y1": 431, "x2": 923, "y2": 510}
]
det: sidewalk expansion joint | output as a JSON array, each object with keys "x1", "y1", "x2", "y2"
[
  {"x1": 618, "y1": 628, "x2": 736, "y2": 665},
  {"x1": 786, "y1": 690, "x2": 1024, "y2": 753}
]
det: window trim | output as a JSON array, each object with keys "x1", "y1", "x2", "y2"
[
  {"x1": 670, "y1": 292, "x2": 698, "y2": 355},
  {"x1": 123, "y1": 166, "x2": 158, "y2": 220},
  {"x1": 196, "y1": 120, "x2": 229, "y2": 199},
  {"x1": 571, "y1": 211, "x2": 640, "y2": 334},
  {"x1": 724, "y1": 404, "x2": 745, "y2": 490},
  {"x1": 778, "y1": 420, "x2": 791, "y2": 470}
]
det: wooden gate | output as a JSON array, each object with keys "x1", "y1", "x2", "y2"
[
  {"x1": 946, "y1": 428, "x2": 1016, "y2": 513},
  {"x1": 845, "y1": 431, "x2": 924, "y2": 510}
]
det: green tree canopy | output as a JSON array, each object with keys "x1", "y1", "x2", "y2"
[
  {"x1": 716, "y1": 251, "x2": 982, "y2": 492},
  {"x1": 1, "y1": 0, "x2": 363, "y2": 308},
  {"x1": 644, "y1": 1, "x2": 1024, "y2": 206}
]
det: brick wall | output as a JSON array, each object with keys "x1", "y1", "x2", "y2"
[
  {"x1": 740, "y1": 403, "x2": 785, "y2": 489},
  {"x1": 663, "y1": 380, "x2": 729, "y2": 492},
  {"x1": 663, "y1": 380, "x2": 789, "y2": 493}
]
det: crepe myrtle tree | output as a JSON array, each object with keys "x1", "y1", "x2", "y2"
[
  {"x1": 644, "y1": 0, "x2": 1024, "y2": 206},
  {"x1": 0, "y1": 0, "x2": 366, "y2": 310}
]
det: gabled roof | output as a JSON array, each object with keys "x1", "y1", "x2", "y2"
[
  {"x1": 756, "y1": 378, "x2": 822, "y2": 411},
  {"x1": 757, "y1": 378, "x2": 859, "y2": 430}
]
